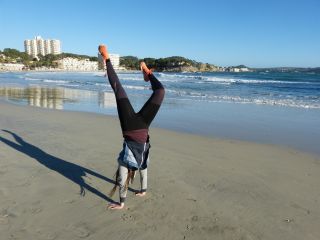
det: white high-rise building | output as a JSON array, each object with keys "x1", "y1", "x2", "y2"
[
  {"x1": 109, "y1": 54, "x2": 120, "y2": 69},
  {"x1": 24, "y1": 36, "x2": 61, "y2": 57},
  {"x1": 44, "y1": 40, "x2": 51, "y2": 55},
  {"x1": 50, "y1": 39, "x2": 61, "y2": 55}
]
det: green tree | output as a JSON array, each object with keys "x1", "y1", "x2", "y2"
[
  {"x1": 89, "y1": 56, "x2": 98, "y2": 61},
  {"x1": 120, "y1": 56, "x2": 139, "y2": 70},
  {"x1": 3, "y1": 48, "x2": 21, "y2": 58}
]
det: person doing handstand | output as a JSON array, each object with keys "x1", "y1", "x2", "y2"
[{"x1": 98, "y1": 44, "x2": 165, "y2": 210}]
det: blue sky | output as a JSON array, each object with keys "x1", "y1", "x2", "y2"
[{"x1": 0, "y1": 0, "x2": 319, "y2": 67}]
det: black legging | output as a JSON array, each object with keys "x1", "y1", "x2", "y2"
[{"x1": 105, "y1": 59, "x2": 165, "y2": 132}]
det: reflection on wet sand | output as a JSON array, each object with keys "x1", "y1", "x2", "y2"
[
  {"x1": 0, "y1": 87, "x2": 116, "y2": 110},
  {"x1": 98, "y1": 91, "x2": 117, "y2": 108},
  {"x1": 0, "y1": 87, "x2": 64, "y2": 109}
]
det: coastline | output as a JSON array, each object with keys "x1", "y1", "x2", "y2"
[
  {"x1": 1, "y1": 100, "x2": 320, "y2": 240},
  {"x1": 1, "y1": 70, "x2": 320, "y2": 156},
  {"x1": 1, "y1": 83, "x2": 320, "y2": 157}
]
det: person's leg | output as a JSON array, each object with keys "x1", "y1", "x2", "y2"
[
  {"x1": 99, "y1": 45, "x2": 135, "y2": 131},
  {"x1": 136, "y1": 168, "x2": 147, "y2": 196},
  {"x1": 105, "y1": 59, "x2": 128, "y2": 99},
  {"x1": 138, "y1": 62, "x2": 165, "y2": 126},
  {"x1": 99, "y1": 45, "x2": 127, "y2": 99}
]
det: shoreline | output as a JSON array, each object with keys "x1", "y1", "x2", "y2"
[
  {"x1": 2, "y1": 95, "x2": 320, "y2": 157},
  {"x1": 1, "y1": 67, "x2": 319, "y2": 74},
  {"x1": 2, "y1": 97, "x2": 320, "y2": 158},
  {"x1": 1, "y1": 100, "x2": 320, "y2": 239}
]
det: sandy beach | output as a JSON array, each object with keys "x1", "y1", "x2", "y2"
[{"x1": 0, "y1": 100, "x2": 319, "y2": 240}]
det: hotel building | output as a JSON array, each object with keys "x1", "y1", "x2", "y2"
[
  {"x1": 98, "y1": 53, "x2": 120, "y2": 70},
  {"x1": 0, "y1": 63, "x2": 25, "y2": 71},
  {"x1": 24, "y1": 36, "x2": 61, "y2": 57},
  {"x1": 56, "y1": 57, "x2": 98, "y2": 71},
  {"x1": 109, "y1": 54, "x2": 120, "y2": 69}
]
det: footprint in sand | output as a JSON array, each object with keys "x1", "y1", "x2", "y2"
[
  {"x1": 44, "y1": 233, "x2": 57, "y2": 240},
  {"x1": 14, "y1": 180, "x2": 31, "y2": 187},
  {"x1": 121, "y1": 213, "x2": 135, "y2": 221},
  {"x1": 73, "y1": 227, "x2": 90, "y2": 238},
  {"x1": 68, "y1": 224, "x2": 91, "y2": 238},
  {"x1": 30, "y1": 207, "x2": 42, "y2": 214},
  {"x1": 205, "y1": 183, "x2": 216, "y2": 191},
  {"x1": 38, "y1": 231, "x2": 57, "y2": 240},
  {"x1": 184, "y1": 216, "x2": 199, "y2": 232},
  {"x1": 63, "y1": 199, "x2": 76, "y2": 204},
  {"x1": 153, "y1": 192, "x2": 165, "y2": 199},
  {"x1": 1, "y1": 209, "x2": 17, "y2": 218},
  {"x1": 143, "y1": 196, "x2": 154, "y2": 203},
  {"x1": 0, "y1": 189, "x2": 5, "y2": 197},
  {"x1": 0, "y1": 215, "x2": 9, "y2": 225},
  {"x1": 191, "y1": 215, "x2": 199, "y2": 222},
  {"x1": 0, "y1": 168, "x2": 8, "y2": 175}
]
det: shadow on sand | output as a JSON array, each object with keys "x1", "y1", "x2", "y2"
[{"x1": 0, "y1": 129, "x2": 135, "y2": 203}]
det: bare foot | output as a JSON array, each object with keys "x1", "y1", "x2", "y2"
[
  {"x1": 98, "y1": 44, "x2": 109, "y2": 60},
  {"x1": 107, "y1": 202, "x2": 124, "y2": 210},
  {"x1": 135, "y1": 191, "x2": 146, "y2": 197},
  {"x1": 140, "y1": 62, "x2": 152, "y2": 82}
]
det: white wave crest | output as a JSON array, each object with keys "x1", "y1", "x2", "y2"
[
  {"x1": 43, "y1": 80, "x2": 69, "y2": 83},
  {"x1": 122, "y1": 85, "x2": 147, "y2": 90},
  {"x1": 94, "y1": 83, "x2": 107, "y2": 86},
  {"x1": 166, "y1": 89, "x2": 320, "y2": 109},
  {"x1": 157, "y1": 73, "x2": 317, "y2": 85}
]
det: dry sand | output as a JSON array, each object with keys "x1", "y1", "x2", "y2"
[{"x1": 0, "y1": 100, "x2": 319, "y2": 240}]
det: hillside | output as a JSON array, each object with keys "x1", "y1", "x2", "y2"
[{"x1": 120, "y1": 56, "x2": 221, "y2": 72}]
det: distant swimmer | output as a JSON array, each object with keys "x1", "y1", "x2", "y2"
[{"x1": 98, "y1": 44, "x2": 165, "y2": 209}]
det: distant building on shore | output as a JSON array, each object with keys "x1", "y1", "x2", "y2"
[
  {"x1": 109, "y1": 54, "x2": 120, "y2": 69},
  {"x1": 24, "y1": 36, "x2": 61, "y2": 57},
  {"x1": 226, "y1": 66, "x2": 251, "y2": 72},
  {"x1": 56, "y1": 57, "x2": 98, "y2": 71},
  {"x1": 98, "y1": 53, "x2": 120, "y2": 70},
  {"x1": 0, "y1": 63, "x2": 25, "y2": 71}
]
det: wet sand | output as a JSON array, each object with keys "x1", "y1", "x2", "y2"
[{"x1": 0, "y1": 100, "x2": 319, "y2": 240}]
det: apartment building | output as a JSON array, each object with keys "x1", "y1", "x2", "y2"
[
  {"x1": 109, "y1": 54, "x2": 120, "y2": 69},
  {"x1": 56, "y1": 57, "x2": 98, "y2": 71},
  {"x1": 24, "y1": 36, "x2": 61, "y2": 57},
  {"x1": 0, "y1": 63, "x2": 25, "y2": 71},
  {"x1": 98, "y1": 53, "x2": 120, "y2": 70}
]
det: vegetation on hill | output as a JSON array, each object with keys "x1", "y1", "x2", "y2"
[
  {"x1": 120, "y1": 56, "x2": 220, "y2": 72},
  {"x1": 1, "y1": 48, "x2": 219, "y2": 72},
  {"x1": 119, "y1": 56, "x2": 140, "y2": 70},
  {"x1": 0, "y1": 48, "x2": 32, "y2": 65}
]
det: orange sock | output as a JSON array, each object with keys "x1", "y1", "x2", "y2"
[
  {"x1": 98, "y1": 45, "x2": 109, "y2": 60},
  {"x1": 140, "y1": 62, "x2": 152, "y2": 75}
]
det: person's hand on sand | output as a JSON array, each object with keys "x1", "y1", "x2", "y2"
[
  {"x1": 135, "y1": 191, "x2": 146, "y2": 197},
  {"x1": 108, "y1": 202, "x2": 124, "y2": 210}
]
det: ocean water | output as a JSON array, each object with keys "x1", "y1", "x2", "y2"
[
  {"x1": 1, "y1": 71, "x2": 319, "y2": 108},
  {"x1": 1, "y1": 71, "x2": 320, "y2": 155}
]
